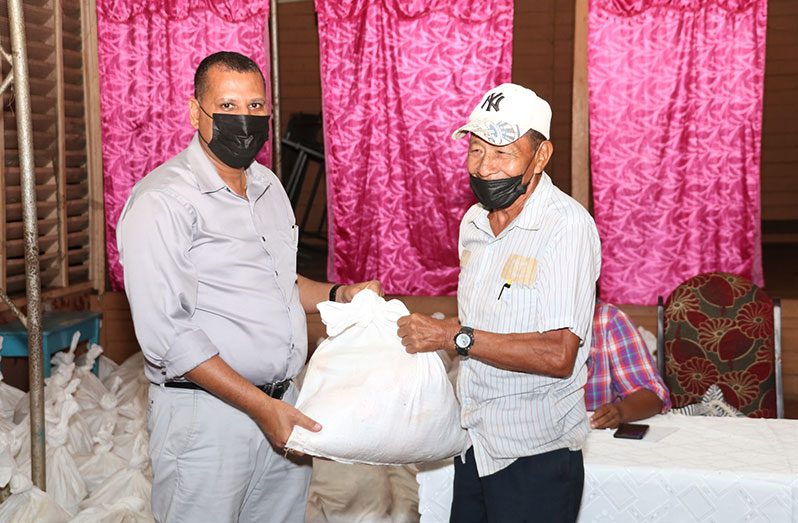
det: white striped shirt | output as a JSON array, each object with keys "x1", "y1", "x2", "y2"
[{"x1": 457, "y1": 172, "x2": 601, "y2": 477}]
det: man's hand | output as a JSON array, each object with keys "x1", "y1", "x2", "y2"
[
  {"x1": 590, "y1": 402, "x2": 623, "y2": 429},
  {"x1": 252, "y1": 398, "x2": 322, "y2": 453},
  {"x1": 397, "y1": 314, "x2": 459, "y2": 354},
  {"x1": 339, "y1": 279, "x2": 383, "y2": 302}
]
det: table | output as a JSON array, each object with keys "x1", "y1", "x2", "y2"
[
  {"x1": 417, "y1": 414, "x2": 798, "y2": 522},
  {"x1": 0, "y1": 311, "x2": 102, "y2": 377}
]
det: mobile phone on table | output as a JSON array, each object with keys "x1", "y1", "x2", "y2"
[{"x1": 613, "y1": 423, "x2": 649, "y2": 440}]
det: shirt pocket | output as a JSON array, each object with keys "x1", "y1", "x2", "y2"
[
  {"x1": 498, "y1": 255, "x2": 539, "y2": 316},
  {"x1": 500, "y1": 254, "x2": 539, "y2": 286}
]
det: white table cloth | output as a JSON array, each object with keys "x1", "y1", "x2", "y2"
[{"x1": 417, "y1": 414, "x2": 798, "y2": 522}]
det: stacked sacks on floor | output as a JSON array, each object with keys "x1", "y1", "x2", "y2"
[{"x1": 0, "y1": 332, "x2": 153, "y2": 522}]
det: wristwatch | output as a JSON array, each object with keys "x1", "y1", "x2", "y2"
[
  {"x1": 329, "y1": 283, "x2": 343, "y2": 302},
  {"x1": 453, "y1": 326, "x2": 475, "y2": 357}
]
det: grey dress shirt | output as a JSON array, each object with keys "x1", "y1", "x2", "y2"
[{"x1": 117, "y1": 134, "x2": 307, "y2": 385}]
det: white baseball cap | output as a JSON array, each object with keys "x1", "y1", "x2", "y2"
[{"x1": 452, "y1": 83, "x2": 552, "y2": 145}]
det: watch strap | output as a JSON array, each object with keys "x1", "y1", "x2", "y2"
[{"x1": 329, "y1": 283, "x2": 343, "y2": 302}]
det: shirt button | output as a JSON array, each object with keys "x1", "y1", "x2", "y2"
[
  {"x1": 261, "y1": 236, "x2": 266, "y2": 241},
  {"x1": 275, "y1": 271, "x2": 279, "y2": 276}
]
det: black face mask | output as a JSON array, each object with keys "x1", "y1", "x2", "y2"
[
  {"x1": 199, "y1": 105, "x2": 270, "y2": 169},
  {"x1": 469, "y1": 174, "x2": 529, "y2": 210},
  {"x1": 469, "y1": 147, "x2": 539, "y2": 210}
]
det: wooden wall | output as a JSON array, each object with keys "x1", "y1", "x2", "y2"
[
  {"x1": 511, "y1": 0, "x2": 575, "y2": 194},
  {"x1": 760, "y1": 0, "x2": 798, "y2": 227},
  {"x1": 277, "y1": 1, "x2": 322, "y2": 131}
]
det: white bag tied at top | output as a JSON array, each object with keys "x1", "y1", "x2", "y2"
[
  {"x1": 0, "y1": 473, "x2": 72, "y2": 523},
  {"x1": 286, "y1": 290, "x2": 468, "y2": 465}
]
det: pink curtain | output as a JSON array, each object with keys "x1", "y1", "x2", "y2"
[
  {"x1": 98, "y1": 0, "x2": 272, "y2": 291},
  {"x1": 588, "y1": 0, "x2": 767, "y2": 305},
  {"x1": 316, "y1": 0, "x2": 514, "y2": 296}
]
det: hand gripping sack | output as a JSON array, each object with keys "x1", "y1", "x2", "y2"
[{"x1": 286, "y1": 290, "x2": 467, "y2": 465}]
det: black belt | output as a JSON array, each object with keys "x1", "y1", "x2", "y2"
[{"x1": 163, "y1": 379, "x2": 291, "y2": 400}]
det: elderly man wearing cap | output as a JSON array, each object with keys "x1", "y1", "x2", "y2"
[{"x1": 398, "y1": 84, "x2": 601, "y2": 522}]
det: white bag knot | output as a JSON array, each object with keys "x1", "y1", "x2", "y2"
[
  {"x1": 9, "y1": 472, "x2": 32, "y2": 494},
  {"x1": 319, "y1": 289, "x2": 409, "y2": 337}
]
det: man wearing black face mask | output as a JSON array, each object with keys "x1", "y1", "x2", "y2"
[
  {"x1": 117, "y1": 51, "x2": 382, "y2": 522},
  {"x1": 398, "y1": 83, "x2": 601, "y2": 522}
]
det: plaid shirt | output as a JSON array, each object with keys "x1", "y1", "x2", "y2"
[{"x1": 585, "y1": 301, "x2": 672, "y2": 412}]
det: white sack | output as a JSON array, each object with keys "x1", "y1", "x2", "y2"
[
  {"x1": 102, "y1": 352, "x2": 143, "y2": 389},
  {"x1": 18, "y1": 397, "x2": 87, "y2": 514},
  {"x1": 0, "y1": 432, "x2": 16, "y2": 489},
  {"x1": 74, "y1": 344, "x2": 112, "y2": 411},
  {"x1": 75, "y1": 423, "x2": 128, "y2": 495},
  {"x1": 0, "y1": 473, "x2": 71, "y2": 523},
  {"x1": 0, "y1": 350, "x2": 25, "y2": 423},
  {"x1": 286, "y1": 290, "x2": 467, "y2": 465},
  {"x1": 96, "y1": 355, "x2": 120, "y2": 382},
  {"x1": 70, "y1": 496, "x2": 154, "y2": 523},
  {"x1": 79, "y1": 433, "x2": 152, "y2": 514},
  {"x1": 13, "y1": 362, "x2": 76, "y2": 424}
]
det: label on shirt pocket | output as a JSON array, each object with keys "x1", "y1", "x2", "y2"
[
  {"x1": 460, "y1": 249, "x2": 472, "y2": 268},
  {"x1": 500, "y1": 254, "x2": 538, "y2": 286}
]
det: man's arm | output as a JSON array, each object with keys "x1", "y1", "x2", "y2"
[
  {"x1": 590, "y1": 389, "x2": 663, "y2": 429},
  {"x1": 398, "y1": 218, "x2": 598, "y2": 378},
  {"x1": 590, "y1": 305, "x2": 671, "y2": 429},
  {"x1": 397, "y1": 314, "x2": 581, "y2": 378},
  {"x1": 297, "y1": 275, "x2": 382, "y2": 313},
  {"x1": 185, "y1": 355, "x2": 320, "y2": 448}
]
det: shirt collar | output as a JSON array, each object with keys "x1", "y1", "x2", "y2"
[
  {"x1": 470, "y1": 171, "x2": 554, "y2": 237},
  {"x1": 186, "y1": 132, "x2": 272, "y2": 198}
]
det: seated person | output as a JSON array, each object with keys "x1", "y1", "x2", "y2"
[{"x1": 586, "y1": 301, "x2": 671, "y2": 429}]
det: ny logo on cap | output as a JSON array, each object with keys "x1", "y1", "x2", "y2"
[{"x1": 481, "y1": 92, "x2": 505, "y2": 112}]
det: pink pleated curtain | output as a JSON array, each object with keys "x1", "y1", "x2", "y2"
[
  {"x1": 588, "y1": 0, "x2": 767, "y2": 305},
  {"x1": 97, "y1": 0, "x2": 272, "y2": 291},
  {"x1": 316, "y1": 0, "x2": 514, "y2": 295}
]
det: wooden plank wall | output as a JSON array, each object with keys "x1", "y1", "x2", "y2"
[
  {"x1": 760, "y1": 0, "x2": 798, "y2": 225},
  {"x1": 277, "y1": 1, "x2": 322, "y2": 131},
  {"x1": 512, "y1": 0, "x2": 575, "y2": 194}
]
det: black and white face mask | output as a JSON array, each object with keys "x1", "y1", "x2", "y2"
[{"x1": 198, "y1": 105, "x2": 270, "y2": 169}]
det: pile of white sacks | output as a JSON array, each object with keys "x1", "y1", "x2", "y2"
[{"x1": 0, "y1": 334, "x2": 153, "y2": 522}]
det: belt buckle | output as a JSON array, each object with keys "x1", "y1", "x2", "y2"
[
  {"x1": 262, "y1": 382, "x2": 275, "y2": 396},
  {"x1": 262, "y1": 380, "x2": 288, "y2": 399}
]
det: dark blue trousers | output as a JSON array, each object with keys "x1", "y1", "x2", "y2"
[{"x1": 450, "y1": 447, "x2": 584, "y2": 523}]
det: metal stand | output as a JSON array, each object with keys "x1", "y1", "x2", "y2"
[{"x1": 0, "y1": 0, "x2": 46, "y2": 490}]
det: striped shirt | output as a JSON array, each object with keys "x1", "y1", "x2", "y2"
[
  {"x1": 457, "y1": 172, "x2": 601, "y2": 477},
  {"x1": 585, "y1": 301, "x2": 672, "y2": 412}
]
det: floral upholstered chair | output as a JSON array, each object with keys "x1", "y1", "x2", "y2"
[{"x1": 656, "y1": 272, "x2": 783, "y2": 418}]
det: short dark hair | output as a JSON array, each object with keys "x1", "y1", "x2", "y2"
[
  {"x1": 525, "y1": 129, "x2": 547, "y2": 151},
  {"x1": 194, "y1": 51, "x2": 264, "y2": 100}
]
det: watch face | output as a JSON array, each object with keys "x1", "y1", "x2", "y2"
[{"x1": 455, "y1": 332, "x2": 471, "y2": 348}]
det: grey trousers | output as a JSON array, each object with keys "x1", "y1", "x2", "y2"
[{"x1": 147, "y1": 383, "x2": 312, "y2": 523}]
